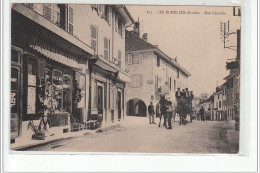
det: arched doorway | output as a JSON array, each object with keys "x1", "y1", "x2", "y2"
[{"x1": 127, "y1": 99, "x2": 147, "y2": 117}]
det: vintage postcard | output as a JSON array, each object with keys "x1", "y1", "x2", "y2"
[{"x1": 9, "y1": 4, "x2": 241, "y2": 154}]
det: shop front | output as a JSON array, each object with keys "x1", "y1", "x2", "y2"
[
  {"x1": 89, "y1": 59, "x2": 131, "y2": 124},
  {"x1": 11, "y1": 8, "x2": 93, "y2": 143}
]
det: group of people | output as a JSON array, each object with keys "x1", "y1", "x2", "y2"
[
  {"x1": 175, "y1": 88, "x2": 194, "y2": 102},
  {"x1": 148, "y1": 95, "x2": 174, "y2": 129},
  {"x1": 147, "y1": 87, "x2": 194, "y2": 129}
]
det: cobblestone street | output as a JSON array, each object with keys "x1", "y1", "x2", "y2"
[{"x1": 25, "y1": 117, "x2": 239, "y2": 153}]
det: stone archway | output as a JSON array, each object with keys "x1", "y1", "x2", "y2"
[{"x1": 127, "y1": 98, "x2": 147, "y2": 117}]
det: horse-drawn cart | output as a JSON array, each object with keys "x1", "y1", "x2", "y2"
[{"x1": 176, "y1": 98, "x2": 192, "y2": 125}]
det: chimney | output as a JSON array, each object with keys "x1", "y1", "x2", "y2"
[
  {"x1": 133, "y1": 22, "x2": 140, "y2": 37},
  {"x1": 142, "y1": 33, "x2": 148, "y2": 42}
]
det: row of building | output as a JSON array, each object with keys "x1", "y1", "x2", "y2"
[
  {"x1": 10, "y1": 4, "x2": 190, "y2": 144},
  {"x1": 194, "y1": 26, "x2": 240, "y2": 121}
]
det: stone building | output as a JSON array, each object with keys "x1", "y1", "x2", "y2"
[
  {"x1": 125, "y1": 28, "x2": 190, "y2": 117},
  {"x1": 10, "y1": 4, "x2": 133, "y2": 143}
]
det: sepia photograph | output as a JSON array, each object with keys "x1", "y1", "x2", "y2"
[{"x1": 9, "y1": 3, "x2": 241, "y2": 154}]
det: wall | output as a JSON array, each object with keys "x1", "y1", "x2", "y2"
[
  {"x1": 72, "y1": 4, "x2": 126, "y2": 71},
  {"x1": 125, "y1": 50, "x2": 155, "y2": 109}
]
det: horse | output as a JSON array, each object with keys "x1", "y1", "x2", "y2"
[{"x1": 177, "y1": 98, "x2": 191, "y2": 125}]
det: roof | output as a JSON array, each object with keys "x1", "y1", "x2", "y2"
[
  {"x1": 125, "y1": 30, "x2": 191, "y2": 76},
  {"x1": 125, "y1": 30, "x2": 156, "y2": 51}
]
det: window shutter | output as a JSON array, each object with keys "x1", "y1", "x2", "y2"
[
  {"x1": 115, "y1": 12, "x2": 118, "y2": 31},
  {"x1": 128, "y1": 54, "x2": 132, "y2": 64},
  {"x1": 68, "y1": 6, "x2": 73, "y2": 35},
  {"x1": 91, "y1": 4, "x2": 98, "y2": 10},
  {"x1": 104, "y1": 38, "x2": 109, "y2": 59},
  {"x1": 98, "y1": 5, "x2": 102, "y2": 15},
  {"x1": 100, "y1": 5, "x2": 105, "y2": 18},
  {"x1": 43, "y1": 4, "x2": 52, "y2": 21},
  {"x1": 140, "y1": 75, "x2": 143, "y2": 87},
  {"x1": 139, "y1": 54, "x2": 144, "y2": 63},
  {"x1": 108, "y1": 6, "x2": 112, "y2": 25}
]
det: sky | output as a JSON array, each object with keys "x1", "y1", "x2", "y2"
[{"x1": 126, "y1": 5, "x2": 241, "y2": 97}]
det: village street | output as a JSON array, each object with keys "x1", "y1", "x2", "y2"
[{"x1": 24, "y1": 117, "x2": 239, "y2": 153}]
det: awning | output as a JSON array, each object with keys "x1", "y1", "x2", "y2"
[
  {"x1": 30, "y1": 44, "x2": 86, "y2": 70},
  {"x1": 94, "y1": 59, "x2": 118, "y2": 73},
  {"x1": 118, "y1": 71, "x2": 132, "y2": 83},
  {"x1": 94, "y1": 59, "x2": 132, "y2": 83}
]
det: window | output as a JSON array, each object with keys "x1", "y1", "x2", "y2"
[
  {"x1": 104, "y1": 5, "x2": 112, "y2": 24},
  {"x1": 68, "y1": 6, "x2": 73, "y2": 35},
  {"x1": 170, "y1": 77, "x2": 172, "y2": 91},
  {"x1": 131, "y1": 74, "x2": 142, "y2": 88},
  {"x1": 24, "y1": 3, "x2": 35, "y2": 10},
  {"x1": 43, "y1": 4, "x2": 52, "y2": 21},
  {"x1": 75, "y1": 72, "x2": 86, "y2": 109},
  {"x1": 132, "y1": 54, "x2": 139, "y2": 64},
  {"x1": 218, "y1": 94, "x2": 220, "y2": 99},
  {"x1": 157, "y1": 55, "x2": 160, "y2": 66},
  {"x1": 115, "y1": 12, "x2": 118, "y2": 31},
  {"x1": 139, "y1": 54, "x2": 144, "y2": 63},
  {"x1": 177, "y1": 70, "x2": 180, "y2": 78},
  {"x1": 219, "y1": 101, "x2": 221, "y2": 108},
  {"x1": 127, "y1": 54, "x2": 132, "y2": 64},
  {"x1": 26, "y1": 58, "x2": 37, "y2": 115},
  {"x1": 230, "y1": 77, "x2": 233, "y2": 88},
  {"x1": 91, "y1": 25, "x2": 98, "y2": 54},
  {"x1": 118, "y1": 18, "x2": 123, "y2": 36},
  {"x1": 117, "y1": 50, "x2": 122, "y2": 68},
  {"x1": 104, "y1": 37, "x2": 110, "y2": 60},
  {"x1": 174, "y1": 80, "x2": 176, "y2": 91}
]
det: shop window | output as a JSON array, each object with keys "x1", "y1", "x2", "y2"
[
  {"x1": 11, "y1": 68, "x2": 19, "y2": 114},
  {"x1": 63, "y1": 70, "x2": 72, "y2": 113},
  {"x1": 26, "y1": 58, "x2": 37, "y2": 115},
  {"x1": 76, "y1": 73, "x2": 86, "y2": 109},
  {"x1": 44, "y1": 64, "x2": 73, "y2": 115}
]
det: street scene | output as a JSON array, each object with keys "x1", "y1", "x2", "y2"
[
  {"x1": 10, "y1": 4, "x2": 240, "y2": 153},
  {"x1": 21, "y1": 117, "x2": 239, "y2": 153}
]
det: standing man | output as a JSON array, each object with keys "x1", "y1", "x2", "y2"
[
  {"x1": 148, "y1": 101, "x2": 155, "y2": 124},
  {"x1": 166, "y1": 101, "x2": 174, "y2": 129},
  {"x1": 199, "y1": 106, "x2": 205, "y2": 122},
  {"x1": 184, "y1": 88, "x2": 190, "y2": 99},
  {"x1": 175, "y1": 88, "x2": 182, "y2": 100},
  {"x1": 159, "y1": 95, "x2": 167, "y2": 127}
]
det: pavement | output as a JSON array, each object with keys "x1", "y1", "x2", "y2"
[{"x1": 14, "y1": 116, "x2": 240, "y2": 153}]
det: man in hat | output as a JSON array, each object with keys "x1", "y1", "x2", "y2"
[
  {"x1": 159, "y1": 95, "x2": 167, "y2": 127},
  {"x1": 148, "y1": 101, "x2": 155, "y2": 124},
  {"x1": 175, "y1": 88, "x2": 182, "y2": 100},
  {"x1": 184, "y1": 88, "x2": 190, "y2": 99}
]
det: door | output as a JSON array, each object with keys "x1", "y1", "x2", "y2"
[
  {"x1": 117, "y1": 91, "x2": 121, "y2": 120},
  {"x1": 97, "y1": 86, "x2": 103, "y2": 114},
  {"x1": 10, "y1": 66, "x2": 21, "y2": 139}
]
